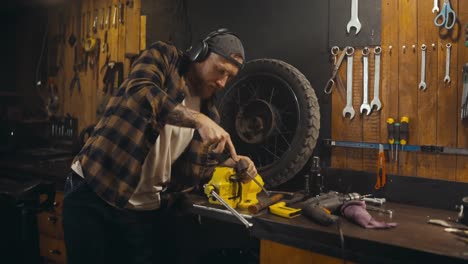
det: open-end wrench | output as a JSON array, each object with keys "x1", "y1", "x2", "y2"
[
  {"x1": 360, "y1": 47, "x2": 371, "y2": 115},
  {"x1": 343, "y1": 47, "x2": 356, "y2": 119},
  {"x1": 346, "y1": 0, "x2": 362, "y2": 35},
  {"x1": 371, "y1": 47, "x2": 382, "y2": 111},
  {"x1": 444, "y1": 43, "x2": 451, "y2": 83},
  {"x1": 419, "y1": 44, "x2": 427, "y2": 90},
  {"x1": 432, "y1": 0, "x2": 440, "y2": 13}
]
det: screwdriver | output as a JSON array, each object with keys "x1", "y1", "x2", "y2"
[
  {"x1": 400, "y1": 116, "x2": 409, "y2": 153},
  {"x1": 387, "y1": 118, "x2": 395, "y2": 161},
  {"x1": 394, "y1": 121, "x2": 400, "y2": 162}
]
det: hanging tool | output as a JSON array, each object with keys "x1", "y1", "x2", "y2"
[
  {"x1": 105, "y1": 6, "x2": 111, "y2": 29},
  {"x1": 346, "y1": 0, "x2": 361, "y2": 34},
  {"x1": 374, "y1": 144, "x2": 386, "y2": 190},
  {"x1": 343, "y1": 47, "x2": 356, "y2": 119},
  {"x1": 92, "y1": 9, "x2": 98, "y2": 33},
  {"x1": 400, "y1": 116, "x2": 409, "y2": 153},
  {"x1": 68, "y1": 16, "x2": 76, "y2": 47},
  {"x1": 69, "y1": 46, "x2": 81, "y2": 93},
  {"x1": 324, "y1": 46, "x2": 347, "y2": 94},
  {"x1": 119, "y1": 1, "x2": 124, "y2": 24},
  {"x1": 387, "y1": 118, "x2": 395, "y2": 161},
  {"x1": 432, "y1": 0, "x2": 439, "y2": 13},
  {"x1": 462, "y1": 63, "x2": 468, "y2": 120},
  {"x1": 69, "y1": 65, "x2": 81, "y2": 93},
  {"x1": 419, "y1": 44, "x2": 427, "y2": 90},
  {"x1": 394, "y1": 121, "x2": 400, "y2": 162},
  {"x1": 444, "y1": 43, "x2": 451, "y2": 83},
  {"x1": 434, "y1": 0, "x2": 456, "y2": 30},
  {"x1": 360, "y1": 47, "x2": 371, "y2": 115},
  {"x1": 370, "y1": 46, "x2": 382, "y2": 111},
  {"x1": 102, "y1": 62, "x2": 124, "y2": 95},
  {"x1": 113, "y1": 5, "x2": 118, "y2": 28},
  {"x1": 99, "y1": 8, "x2": 104, "y2": 30}
]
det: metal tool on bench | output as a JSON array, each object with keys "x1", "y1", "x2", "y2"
[
  {"x1": 428, "y1": 219, "x2": 468, "y2": 230},
  {"x1": 367, "y1": 205, "x2": 393, "y2": 218},
  {"x1": 434, "y1": 0, "x2": 456, "y2": 30},
  {"x1": 419, "y1": 44, "x2": 427, "y2": 90},
  {"x1": 343, "y1": 47, "x2": 356, "y2": 119},
  {"x1": 346, "y1": 0, "x2": 361, "y2": 34},
  {"x1": 360, "y1": 47, "x2": 371, "y2": 115},
  {"x1": 370, "y1": 46, "x2": 382, "y2": 111},
  {"x1": 444, "y1": 43, "x2": 451, "y2": 83},
  {"x1": 324, "y1": 46, "x2": 347, "y2": 94},
  {"x1": 462, "y1": 63, "x2": 468, "y2": 120}
]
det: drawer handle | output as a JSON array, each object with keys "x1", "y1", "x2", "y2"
[
  {"x1": 49, "y1": 249, "x2": 61, "y2": 255},
  {"x1": 47, "y1": 216, "x2": 58, "y2": 224}
]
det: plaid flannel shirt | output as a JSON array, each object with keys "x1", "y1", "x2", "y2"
[{"x1": 73, "y1": 41, "x2": 220, "y2": 209}]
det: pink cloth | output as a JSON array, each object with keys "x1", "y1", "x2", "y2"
[{"x1": 341, "y1": 200, "x2": 398, "y2": 229}]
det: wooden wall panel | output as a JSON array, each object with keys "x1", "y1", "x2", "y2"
[
  {"x1": 397, "y1": 0, "x2": 418, "y2": 177},
  {"x1": 436, "y1": 1, "x2": 459, "y2": 181},
  {"x1": 331, "y1": 0, "x2": 467, "y2": 183},
  {"x1": 49, "y1": 0, "x2": 142, "y2": 132},
  {"x1": 380, "y1": 0, "x2": 399, "y2": 175},
  {"x1": 416, "y1": 0, "x2": 438, "y2": 178}
]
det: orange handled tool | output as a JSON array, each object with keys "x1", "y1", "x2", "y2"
[{"x1": 375, "y1": 144, "x2": 387, "y2": 190}]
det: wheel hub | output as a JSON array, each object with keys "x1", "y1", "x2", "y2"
[{"x1": 235, "y1": 99, "x2": 278, "y2": 144}]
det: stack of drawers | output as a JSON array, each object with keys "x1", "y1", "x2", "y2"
[{"x1": 37, "y1": 191, "x2": 67, "y2": 263}]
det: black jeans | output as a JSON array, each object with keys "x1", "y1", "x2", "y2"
[{"x1": 62, "y1": 172, "x2": 176, "y2": 264}]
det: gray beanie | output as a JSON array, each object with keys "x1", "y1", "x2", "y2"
[{"x1": 207, "y1": 34, "x2": 245, "y2": 68}]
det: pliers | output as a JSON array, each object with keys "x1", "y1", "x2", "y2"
[{"x1": 69, "y1": 65, "x2": 81, "y2": 93}]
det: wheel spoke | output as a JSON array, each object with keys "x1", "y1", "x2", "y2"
[{"x1": 261, "y1": 146, "x2": 281, "y2": 160}]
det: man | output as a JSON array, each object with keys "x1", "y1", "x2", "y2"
[{"x1": 63, "y1": 29, "x2": 257, "y2": 264}]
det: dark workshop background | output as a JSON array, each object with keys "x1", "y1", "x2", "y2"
[{"x1": 11, "y1": 0, "x2": 468, "y2": 183}]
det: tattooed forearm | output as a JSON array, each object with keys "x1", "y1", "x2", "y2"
[{"x1": 166, "y1": 104, "x2": 202, "y2": 128}]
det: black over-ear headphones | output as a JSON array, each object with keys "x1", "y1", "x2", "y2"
[{"x1": 185, "y1": 28, "x2": 236, "y2": 63}]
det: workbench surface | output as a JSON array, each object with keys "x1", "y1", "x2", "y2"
[{"x1": 191, "y1": 194, "x2": 468, "y2": 264}]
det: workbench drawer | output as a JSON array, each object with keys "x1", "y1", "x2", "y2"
[
  {"x1": 39, "y1": 235, "x2": 67, "y2": 264},
  {"x1": 38, "y1": 212, "x2": 64, "y2": 239}
]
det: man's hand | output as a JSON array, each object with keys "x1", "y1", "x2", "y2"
[
  {"x1": 195, "y1": 114, "x2": 238, "y2": 161},
  {"x1": 221, "y1": 155, "x2": 257, "y2": 183},
  {"x1": 166, "y1": 104, "x2": 238, "y2": 161}
]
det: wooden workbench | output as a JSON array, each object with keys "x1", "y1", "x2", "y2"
[{"x1": 191, "y1": 195, "x2": 468, "y2": 264}]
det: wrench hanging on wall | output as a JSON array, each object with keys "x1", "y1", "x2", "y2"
[
  {"x1": 360, "y1": 47, "x2": 371, "y2": 115},
  {"x1": 346, "y1": 0, "x2": 362, "y2": 35},
  {"x1": 343, "y1": 47, "x2": 356, "y2": 119},
  {"x1": 418, "y1": 44, "x2": 427, "y2": 90},
  {"x1": 371, "y1": 46, "x2": 382, "y2": 111},
  {"x1": 444, "y1": 43, "x2": 451, "y2": 84}
]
